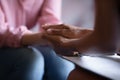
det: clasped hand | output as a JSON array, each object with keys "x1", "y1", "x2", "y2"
[{"x1": 42, "y1": 24, "x2": 93, "y2": 47}]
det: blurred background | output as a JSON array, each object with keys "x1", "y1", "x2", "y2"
[
  {"x1": 32, "y1": 0, "x2": 95, "y2": 31},
  {"x1": 61, "y1": 0, "x2": 95, "y2": 28}
]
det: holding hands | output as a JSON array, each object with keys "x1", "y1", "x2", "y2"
[
  {"x1": 42, "y1": 24, "x2": 117, "y2": 55},
  {"x1": 42, "y1": 24, "x2": 94, "y2": 55},
  {"x1": 42, "y1": 24, "x2": 93, "y2": 47}
]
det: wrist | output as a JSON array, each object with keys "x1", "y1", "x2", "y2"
[{"x1": 21, "y1": 32, "x2": 43, "y2": 46}]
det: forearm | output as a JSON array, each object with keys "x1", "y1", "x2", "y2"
[
  {"x1": 94, "y1": 0, "x2": 119, "y2": 45},
  {"x1": 21, "y1": 32, "x2": 44, "y2": 46},
  {"x1": 94, "y1": 0, "x2": 117, "y2": 47}
]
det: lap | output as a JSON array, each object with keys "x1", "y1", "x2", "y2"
[
  {"x1": 0, "y1": 47, "x2": 44, "y2": 80},
  {"x1": 0, "y1": 47, "x2": 44, "y2": 67},
  {"x1": 36, "y1": 46, "x2": 75, "y2": 80}
]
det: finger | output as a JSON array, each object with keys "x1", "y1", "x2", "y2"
[
  {"x1": 47, "y1": 29, "x2": 61, "y2": 34},
  {"x1": 43, "y1": 33, "x2": 71, "y2": 47},
  {"x1": 46, "y1": 28, "x2": 68, "y2": 37},
  {"x1": 41, "y1": 24, "x2": 52, "y2": 30},
  {"x1": 43, "y1": 34, "x2": 78, "y2": 47},
  {"x1": 42, "y1": 24, "x2": 69, "y2": 30}
]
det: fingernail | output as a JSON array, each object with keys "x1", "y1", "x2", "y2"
[{"x1": 47, "y1": 29, "x2": 52, "y2": 34}]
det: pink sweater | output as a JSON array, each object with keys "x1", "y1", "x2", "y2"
[{"x1": 0, "y1": 0, "x2": 61, "y2": 47}]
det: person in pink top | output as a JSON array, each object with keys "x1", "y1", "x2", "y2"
[
  {"x1": 0, "y1": 0, "x2": 75, "y2": 80},
  {"x1": 0, "y1": 0, "x2": 62, "y2": 47}
]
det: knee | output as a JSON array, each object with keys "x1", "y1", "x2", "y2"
[
  {"x1": 16, "y1": 47, "x2": 44, "y2": 67},
  {"x1": 13, "y1": 47, "x2": 45, "y2": 80},
  {"x1": 36, "y1": 46, "x2": 75, "y2": 80},
  {"x1": 54, "y1": 59, "x2": 75, "y2": 80},
  {"x1": 28, "y1": 47, "x2": 45, "y2": 80}
]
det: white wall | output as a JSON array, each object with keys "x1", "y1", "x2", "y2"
[
  {"x1": 61, "y1": 0, "x2": 95, "y2": 28},
  {"x1": 31, "y1": 0, "x2": 95, "y2": 31}
]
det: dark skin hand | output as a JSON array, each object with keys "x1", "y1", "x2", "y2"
[
  {"x1": 42, "y1": 24, "x2": 95, "y2": 55},
  {"x1": 42, "y1": 24, "x2": 93, "y2": 48},
  {"x1": 42, "y1": 24, "x2": 93, "y2": 39}
]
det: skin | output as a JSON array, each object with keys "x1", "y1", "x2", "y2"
[
  {"x1": 42, "y1": 0, "x2": 120, "y2": 55},
  {"x1": 21, "y1": 32, "x2": 48, "y2": 45}
]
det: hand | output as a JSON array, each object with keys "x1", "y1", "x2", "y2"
[
  {"x1": 42, "y1": 24, "x2": 93, "y2": 39},
  {"x1": 42, "y1": 24, "x2": 94, "y2": 55},
  {"x1": 42, "y1": 24, "x2": 108, "y2": 55},
  {"x1": 43, "y1": 33, "x2": 81, "y2": 56},
  {"x1": 43, "y1": 33, "x2": 80, "y2": 47},
  {"x1": 43, "y1": 32, "x2": 99, "y2": 56}
]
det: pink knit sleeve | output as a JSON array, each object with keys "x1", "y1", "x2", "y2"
[
  {"x1": 0, "y1": 8, "x2": 31, "y2": 48},
  {"x1": 38, "y1": 0, "x2": 62, "y2": 26}
]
